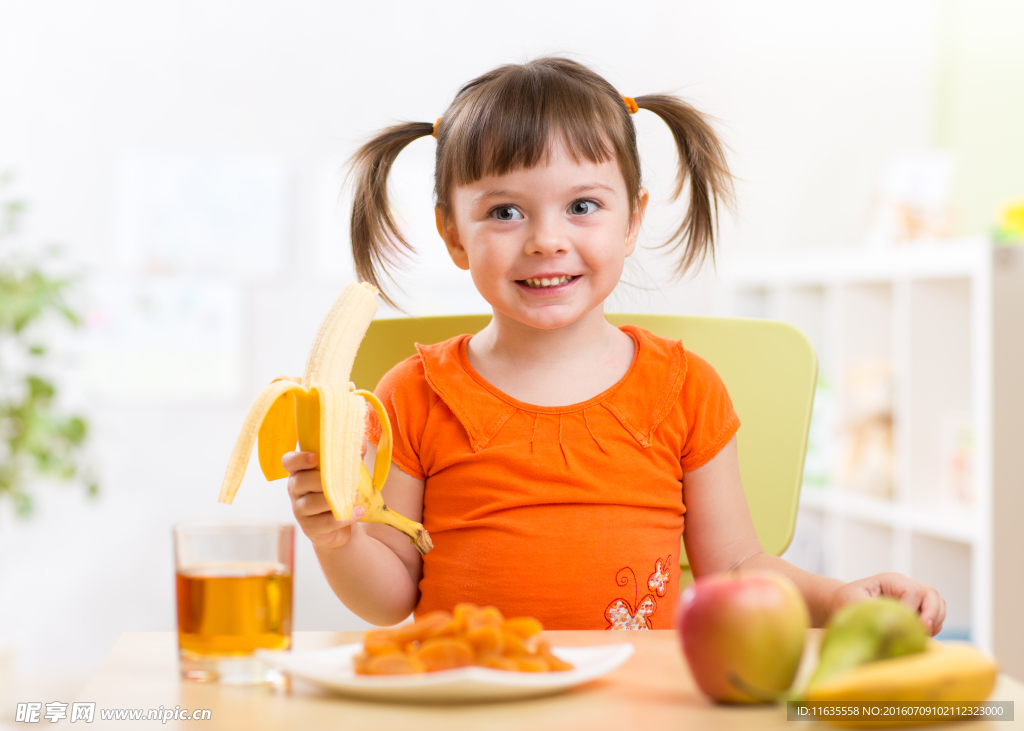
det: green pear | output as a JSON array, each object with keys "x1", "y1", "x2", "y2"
[{"x1": 809, "y1": 597, "x2": 928, "y2": 687}]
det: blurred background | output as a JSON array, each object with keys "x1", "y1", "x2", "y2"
[{"x1": 1, "y1": 0, "x2": 1022, "y2": 702}]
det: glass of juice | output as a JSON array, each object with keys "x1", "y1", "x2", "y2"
[{"x1": 173, "y1": 522, "x2": 294, "y2": 685}]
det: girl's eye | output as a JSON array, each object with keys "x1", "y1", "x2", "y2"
[
  {"x1": 491, "y1": 206, "x2": 523, "y2": 221},
  {"x1": 569, "y1": 199, "x2": 600, "y2": 216}
]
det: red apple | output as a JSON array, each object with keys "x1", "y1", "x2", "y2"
[{"x1": 676, "y1": 570, "x2": 809, "y2": 704}]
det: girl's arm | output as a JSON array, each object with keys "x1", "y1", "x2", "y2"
[
  {"x1": 283, "y1": 444, "x2": 424, "y2": 626},
  {"x1": 682, "y1": 437, "x2": 946, "y2": 634}
]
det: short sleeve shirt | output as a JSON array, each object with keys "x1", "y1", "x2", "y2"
[{"x1": 367, "y1": 325, "x2": 739, "y2": 630}]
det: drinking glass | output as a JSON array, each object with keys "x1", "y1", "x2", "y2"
[{"x1": 173, "y1": 522, "x2": 294, "y2": 684}]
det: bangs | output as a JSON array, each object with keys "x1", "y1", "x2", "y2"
[{"x1": 435, "y1": 59, "x2": 639, "y2": 202}]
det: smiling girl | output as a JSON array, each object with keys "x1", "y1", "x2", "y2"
[{"x1": 284, "y1": 57, "x2": 946, "y2": 633}]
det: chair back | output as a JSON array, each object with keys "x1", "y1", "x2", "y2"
[{"x1": 351, "y1": 314, "x2": 817, "y2": 568}]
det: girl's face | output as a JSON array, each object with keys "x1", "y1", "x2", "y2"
[{"x1": 437, "y1": 138, "x2": 648, "y2": 331}]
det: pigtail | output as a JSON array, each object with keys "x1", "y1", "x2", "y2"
[
  {"x1": 634, "y1": 95, "x2": 733, "y2": 275},
  {"x1": 348, "y1": 121, "x2": 435, "y2": 307}
]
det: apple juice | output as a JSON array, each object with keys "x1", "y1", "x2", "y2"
[{"x1": 176, "y1": 563, "x2": 292, "y2": 656}]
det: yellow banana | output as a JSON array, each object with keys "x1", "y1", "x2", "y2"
[
  {"x1": 805, "y1": 640, "x2": 997, "y2": 726},
  {"x1": 218, "y1": 281, "x2": 433, "y2": 555}
]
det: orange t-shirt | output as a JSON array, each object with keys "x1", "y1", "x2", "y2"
[{"x1": 366, "y1": 325, "x2": 739, "y2": 630}]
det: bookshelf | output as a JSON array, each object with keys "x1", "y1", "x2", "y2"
[{"x1": 721, "y1": 238, "x2": 1024, "y2": 671}]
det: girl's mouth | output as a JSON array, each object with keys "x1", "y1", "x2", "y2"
[{"x1": 516, "y1": 275, "x2": 578, "y2": 290}]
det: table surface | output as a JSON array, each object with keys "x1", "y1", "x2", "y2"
[{"x1": 65, "y1": 630, "x2": 1023, "y2": 731}]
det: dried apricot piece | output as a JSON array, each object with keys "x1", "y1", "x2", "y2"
[
  {"x1": 394, "y1": 611, "x2": 453, "y2": 645},
  {"x1": 537, "y1": 639, "x2": 574, "y2": 671},
  {"x1": 358, "y1": 653, "x2": 427, "y2": 675},
  {"x1": 516, "y1": 656, "x2": 550, "y2": 672},
  {"x1": 479, "y1": 654, "x2": 520, "y2": 671},
  {"x1": 426, "y1": 613, "x2": 466, "y2": 639},
  {"x1": 363, "y1": 630, "x2": 401, "y2": 656},
  {"x1": 502, "y1": 617, "x2": 543, "y2": 639},
  {"x1": 466, "y1": 624, "x2": 504, "y2": 656},
  {"x1": 453, "y1": 603, "x2": 480, "y2": 624},
  {"x1": 414, "y1": 637, "x2": 475, "y2": 672},
  {"x1": 466, "y1": 605, "x2": 505, "y2": 632},
  {"x1": 500, "y1": 628, "x2": 529, "y2": 657},
  {"x1": 357, "y1": 606, "x2": 572, "y2": 674}
]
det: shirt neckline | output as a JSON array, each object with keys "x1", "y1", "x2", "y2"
[{"x1": 455, "y1": 325, "x2": 644, "y2": 415}]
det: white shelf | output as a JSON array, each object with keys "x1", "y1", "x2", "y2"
[
  {"x1": 799, "y1": 488, "x2": 979, "y2": 545},
  {"x1": 721, "y1": 238, "x2": 1024, "y2": 665},
  {"x1": 723, "y1": 238, "x2": 990, "y2": 286}
]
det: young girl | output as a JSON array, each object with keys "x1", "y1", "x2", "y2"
[{"x1": 284, "y1": 57, "x2": 946, "y2": 633}]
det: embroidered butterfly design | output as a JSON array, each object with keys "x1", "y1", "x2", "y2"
[
  {"x1": 605, "y1": 593, "x2": 657, "y2": 630},
  {"x1": 647, "y1": 555, "x2": 671, "y2": 597},
  {"x1": 604, "y1": 566, "x2": 657, "y2": 630}
]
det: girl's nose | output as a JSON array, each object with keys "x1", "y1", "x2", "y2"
[{"x1": 525, "y1": 215, "x2": 569, "y2": 256}]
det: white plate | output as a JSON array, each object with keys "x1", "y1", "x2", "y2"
[{"x1": 256, "y1": 642, "x2": 635, "y2": 702}]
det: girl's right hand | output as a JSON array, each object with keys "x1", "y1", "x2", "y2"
[{"x1": 283, "y1": 450, "x2": 365, "y2": 550}]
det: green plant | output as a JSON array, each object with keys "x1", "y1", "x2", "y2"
[{"x1": 0, "y1": 172, "x2": 96, "y2": 516}]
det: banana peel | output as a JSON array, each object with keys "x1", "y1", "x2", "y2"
[{"x1": 218, "y1": 281, "x2": 432, "y2": 555}]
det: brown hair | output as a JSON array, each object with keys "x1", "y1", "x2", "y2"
[{"x1": 348, "y1": 57, "x2": 732, "y2": 307}]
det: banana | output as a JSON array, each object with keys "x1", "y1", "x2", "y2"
[
  {"x1": 803, "y1": 598, "x2": 997, "y2": 726},
  {"x1": 217, "y1": 281, "x2": 433, "y2": 555},
  {"x1": 805, "y1": 641, "x2": 998, "y2": 725},
  {"x1": 810, "y1": 598, "x2": 928, "y2": 687}
]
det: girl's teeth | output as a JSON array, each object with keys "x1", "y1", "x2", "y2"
[{"x1": 524, "y1": 276, "x2": 571, "y2": 288}]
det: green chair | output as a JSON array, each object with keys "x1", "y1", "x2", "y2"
[{"x1": 352, "y1": 314, "x2": 817, "y2": 583}]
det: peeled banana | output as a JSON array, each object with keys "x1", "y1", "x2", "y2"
[{"x1": 218, "y1": 281, "x2": 433, "y2": 555}]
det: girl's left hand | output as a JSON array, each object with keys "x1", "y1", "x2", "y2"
[{"x1": 829, "y1": 573, "x2": 946, "y2": 636}]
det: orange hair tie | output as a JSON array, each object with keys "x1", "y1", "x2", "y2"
[{"x1": 432, "y1": 117, "x2": 442, "y2": 138}]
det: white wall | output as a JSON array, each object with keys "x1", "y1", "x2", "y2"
[
  {"x1": 0, "y1": 0, "x2": 940, "y2": 673},
  {"x1": 935, "y1": 0, "x2": 1024, "y2": 235}
]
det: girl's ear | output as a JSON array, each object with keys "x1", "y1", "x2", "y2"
[
  {"x1": 624, "y1": 188, "x2": 650, "y2": 258},
  {"x1": 436, "y1": 206, "x2": 470, "y2": 270}
]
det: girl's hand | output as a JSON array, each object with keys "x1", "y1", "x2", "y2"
[
  {"x1": 829, "y1": 572, "x2": 946, "y2": 636},
  {"x1": 283, "y1": 449, "x2": 365, "y2": 550}
]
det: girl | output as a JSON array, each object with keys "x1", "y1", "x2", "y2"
[{"x1": 284, "y1": 57, "x2": 945, "y2": 633}]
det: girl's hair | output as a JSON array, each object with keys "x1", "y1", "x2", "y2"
[{"x1": 348, "y1": 57, "x2": 732, "y2": 307}]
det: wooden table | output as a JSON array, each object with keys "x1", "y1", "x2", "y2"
[{"x1": 67, "y1": 631, "x2": 1023, "y2": 730}]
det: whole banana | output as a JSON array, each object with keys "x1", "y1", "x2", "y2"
[
  {"x1": 218, "y1": 282, "x2": 432, "y2": 555},
  {"x1": 805, "y1": 598, "x2": 997, "y2": 726},
  {"x1": 805, "y1": 641, "x2": 997, "y2": 707}
]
